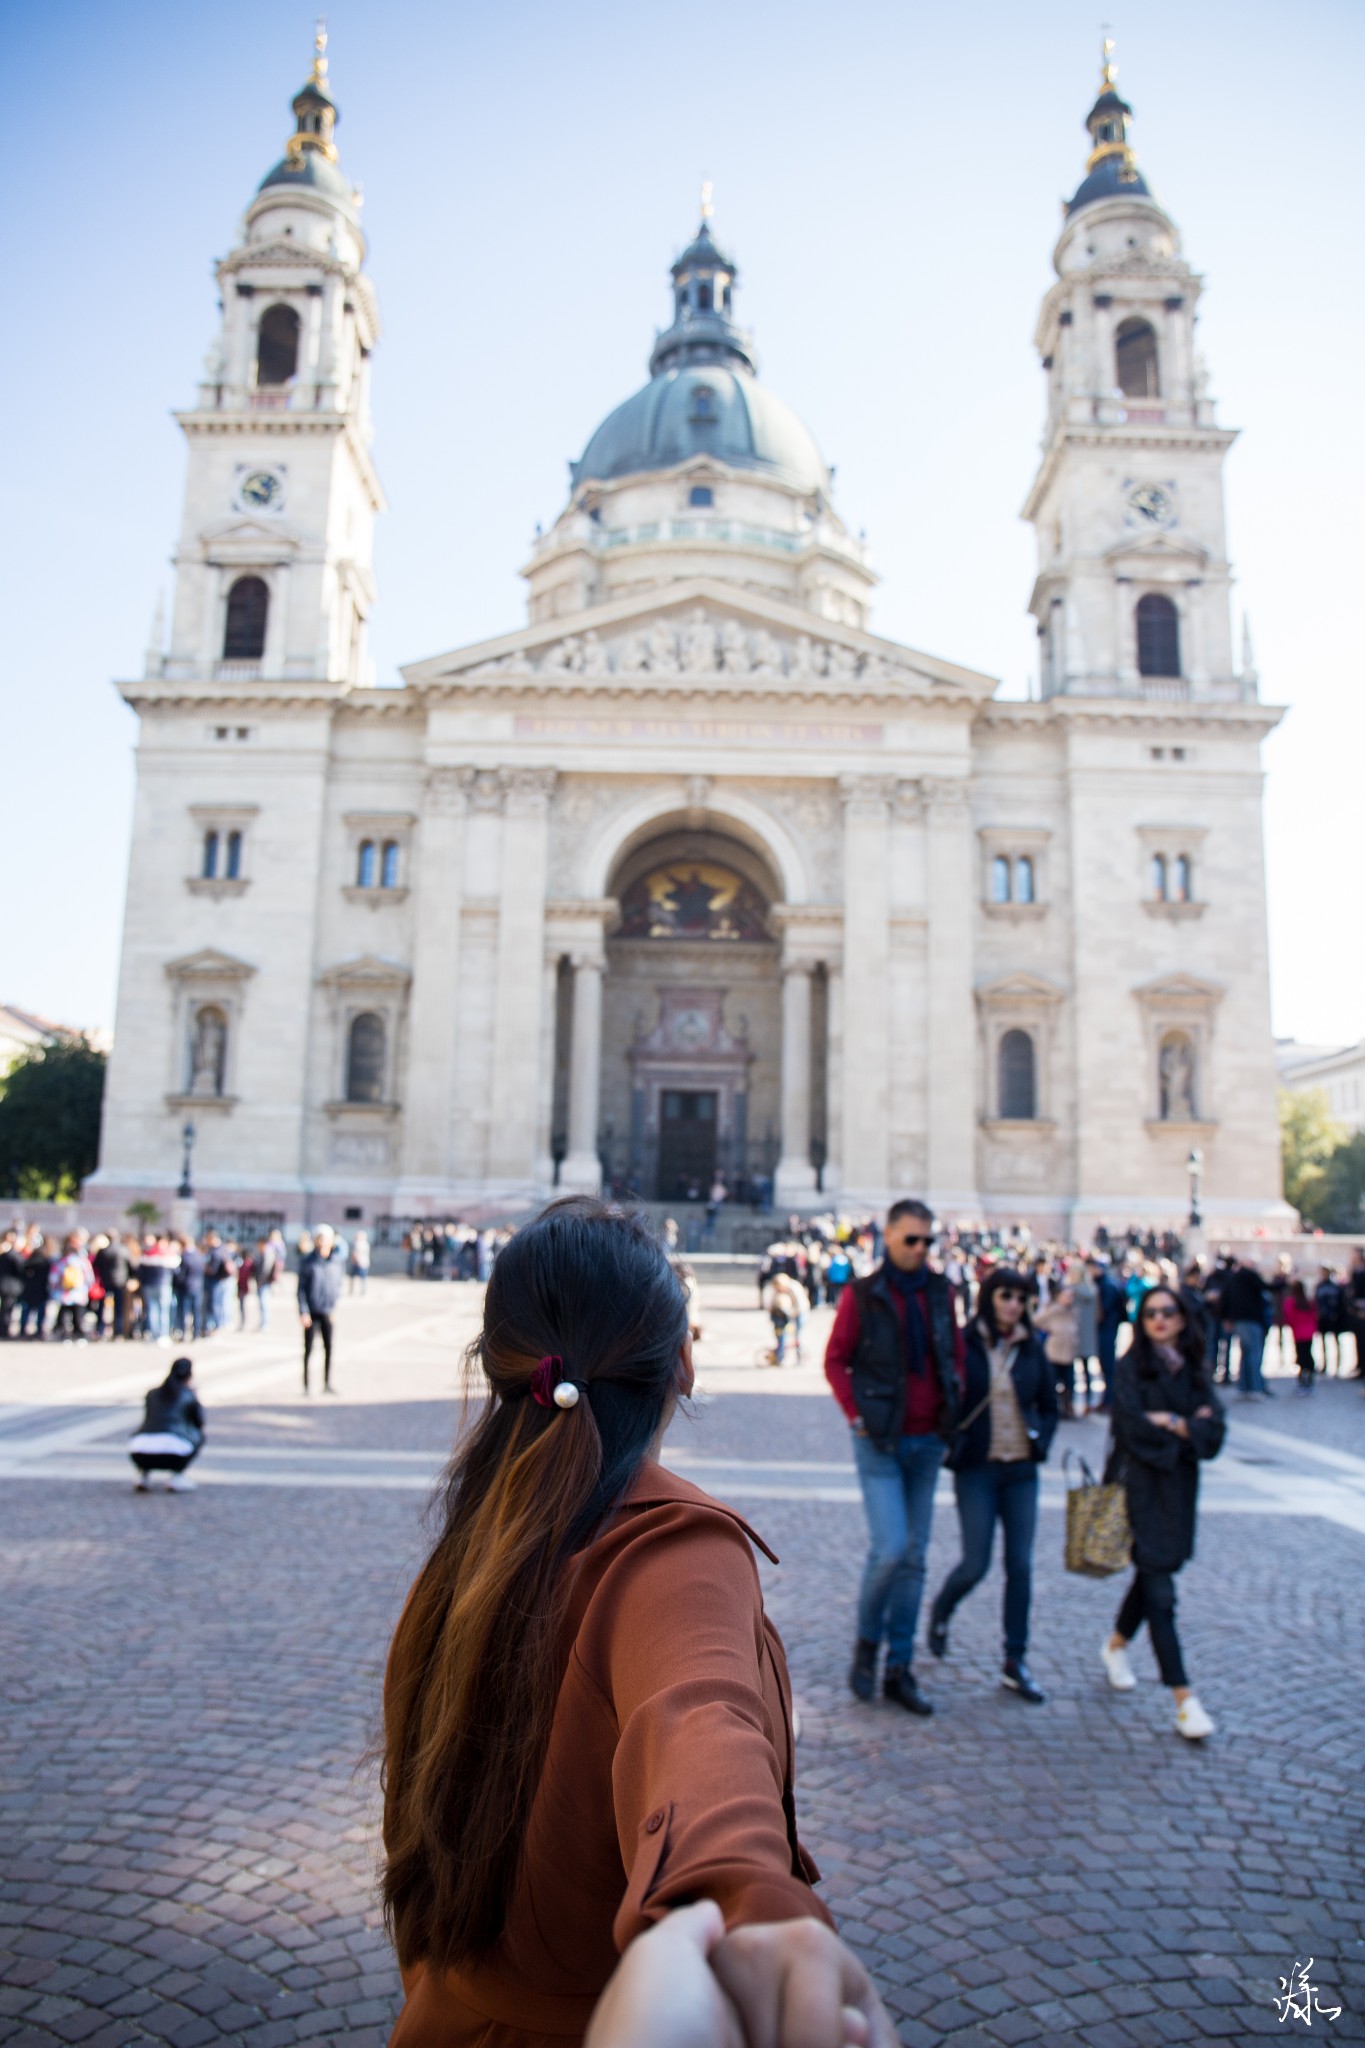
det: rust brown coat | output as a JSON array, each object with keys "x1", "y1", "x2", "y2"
[{"x1": 387, "y1": 1460, "x2": 830, "y2": 2048}]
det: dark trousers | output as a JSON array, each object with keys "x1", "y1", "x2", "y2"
[
  {"x1": 99, "y1": 1287, "x2": 127, "y2": 1338},
  {"x1": 0, "y1": 1292, "x2": 20, "y2": 1337},
  {"x1": 1115, "y1": 1567, "x2": 1188, "y2": 1688},
  {"x1": 1295, "y1": 1337, "x2": 1315, "y2": 1383},
  {"x1": 302, "y1": 1313, "x2": 334, "y2": 1389},
  {"x1": 933, "y1": 1459, "x2": 1039, "y2": 1660}
]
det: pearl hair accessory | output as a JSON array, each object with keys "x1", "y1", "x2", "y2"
[
  {"x1": 552, "y1": 1381, "x2": 580, "y2": 1409},
  {"x1": 530, "y1": 1354, "x2": 585, "y2": 1410}
]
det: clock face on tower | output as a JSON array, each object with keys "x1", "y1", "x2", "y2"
[
  {"x1": 1124, "y1": 481, "x2": 1176, "y2": 530},
  {"x1": 234, "y1": 466, "x2": 286, "y2": 513}
]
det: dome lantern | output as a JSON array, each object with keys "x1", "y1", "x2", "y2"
[
  {"x1": 649, "y1": 187, "x2": 757, "y2": 379},
  {"x1": 255, "y1": 24, "x2": 359, "y2": 213},
  {"x1": 1066, "y1": 37, "x2": 1156, "y2": 216}
]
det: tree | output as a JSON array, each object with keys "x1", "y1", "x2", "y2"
[
  {"x1": 0, "y1": 1036, "x2": 107, "y2": 1200},
  {"x1": 1317, "y1": 1132, "x2": 1365, "y2": 1234},
  {"x1": 125, "y1": 1199, "x2": 161, "y2": 1233},
  {"x1": 1279, "y1": 1087, "x2": 1343, "y2": 1225}
]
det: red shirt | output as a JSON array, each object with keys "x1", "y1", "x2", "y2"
[{"x1": 823, "y1": 1276, "x2": 965, "y2": 1437}]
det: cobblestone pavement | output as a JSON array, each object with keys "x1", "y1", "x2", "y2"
[{"x1": 1, "y1": 1278, "x2": 1362, "y2": 2044}]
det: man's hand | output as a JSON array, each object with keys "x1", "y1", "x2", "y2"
[
  {"x1": 711, "y1": 1917, "x2": 901, "y2": 2048},
  {"x1": 299, "y1": 1311, "x2": 311, "y2": 1328},
  {"x1": 585, "y1": 1901, "x2": 744, "y2": 2048}
]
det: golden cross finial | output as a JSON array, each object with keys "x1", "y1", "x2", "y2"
[
  {"x1": 700, "y1": 178, "x2": 714, "y2": 222},
  {"x1": 1100, "y1": 29, "x2": 1118, "y2": 89},
  {"x1": 311, "y1": 16, "x2": 329, "y2": 86}
]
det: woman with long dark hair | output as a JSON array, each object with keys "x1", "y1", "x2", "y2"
[
  {"x1": 1100, "y1": 1284, "x2": 1225, "y2": 1739},
  {"x1": 926, "y1": 1267, "x2": 1058, "y2": 1703},
  {"x1": 382, "y1": 1197, "x2": 892, "y2": 2047}
]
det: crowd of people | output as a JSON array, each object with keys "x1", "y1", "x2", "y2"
[{"x1": 0, "y1": 1221, "x2": 372, "y2": 1354}]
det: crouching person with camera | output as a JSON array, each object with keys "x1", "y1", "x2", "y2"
[{"x1": 927, "y1": 1268, "x2": 1058, "y2": 1702}]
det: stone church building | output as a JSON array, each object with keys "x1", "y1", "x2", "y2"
[{"x1": 92, "y1": 39, "x2": 1289, "y2": 1237}]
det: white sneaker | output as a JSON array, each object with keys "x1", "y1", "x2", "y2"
[
  {"x1": 1175, "y1": 1694, "x2": 1215, "y2": 1740},
  {"x1": 166, "y1": 1473, "x2": 197, "y2": 1492},
  {"x1": 1100, "y1": 1639, "x2": 1137, "y2": 1691}
]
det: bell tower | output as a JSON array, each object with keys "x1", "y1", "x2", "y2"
[
  {"x1": 1022, "y1": 43, "x2": 1253, "y2": 703},
  {"x1": 154, "y1": 30, "x2": 383, "y2": 690}
]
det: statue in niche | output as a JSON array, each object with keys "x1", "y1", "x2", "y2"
[
  {"x1": 719, "y1": 620, "x2": 750, "y2": 674},
  {"x1": 644, "y1": 624, "x2": 680, "y2": 675},
  {"x1": 189, "y1": 1006, "x2": 227, "y2": 1097},
  {"x1": 682, "y1": 610, "x2": 716, "y2": 672},
  {"x1": 579, "y1": 629, "x2": 608, "y2": 676},
  {"x1": 1159, "y1": 1034, "x2": 1196, "y2": 1122},
  {"x1": 749, "y1": 627, "x2": 783, "y2": 678}
]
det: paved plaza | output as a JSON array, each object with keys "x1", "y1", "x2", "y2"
[{"x1": 1, "y1": 1276, "x2": 1362, "y2": 2045}]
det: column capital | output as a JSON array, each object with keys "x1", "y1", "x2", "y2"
[
  {"x1": 892, "y1": 778, "x2": 924, "y2": 823},
  {"x1": 780, "y1": 955, "x2": 815, "y2": 980},
  {"x1": 838, "y1": 772, "x2": 896, "y2": 817},
  {"x1": 920, "y1": 774, "x2": 972, "y2": 823},
  {"x1": 423, "y1": 764, "x2": 476, "y2": 815},
  {"x1": 468, "y1": 768, "x2": 508, "y2": 813},
  {"x1": 503, "y1": 765, "x2": 559, "y2": 816}
]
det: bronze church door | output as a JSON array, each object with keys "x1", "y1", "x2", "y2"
[{"x1": 657, "y1": 1090, "x2": 718, "y2": 1199}]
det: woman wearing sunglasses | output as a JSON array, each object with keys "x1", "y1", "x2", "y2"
[
  {"x1": 1101, "y1": 1285, "x2": 1225, "y2": 1739},
  {"x1": 926, "y1": 1267, "x2": 1058, "y2": 1703}
]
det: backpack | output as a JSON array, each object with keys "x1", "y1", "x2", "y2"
[{"x1": 60, "y1": 1260, "x2": 81, "y2": 1294}]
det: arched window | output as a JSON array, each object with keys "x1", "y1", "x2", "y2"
[
  {"x1": 998, "y1": 1029, "x2": 1037, "y2": 1121},
  {"x1": 356, "y1": 840, "x2": 376, "y2": 889},
  {"x1": 690, "y1": 386, "x2": 716, "y2": 421},
  {"x1": 381, "y1": 841, "x2": 400, "y2": 889},
  {"x1": 1136, "y1": 593, "x2": 1180, "y2": 678},
  {"x1": 1015, "y1": 855, "x2": 1035, "y2": 904},
  {"x1": 1151, "y1": 852, "x2": 1169, "y2": 901},
  {"x1": 188, "y1": 1004, "x2": 228, "y2": 1097},
  {"x1": 697, "y1": 282, "x2": 713, "y2": 312},
  {"x1": 1173, "y1": 854, "x2": 1192, "y2": 904},
  {"x1": 256, "y1": 303, "x2": 300, "y2": 387},
  {"x1": 1115, "y1": 317, "x2": 1159, "y2": 399},
  {"x1": 1158, "y1": 1031, "x2": 1197, "y2": 1121},
  {"x1": 225, "y1": 830, "x2": 243, "y2": 880},
  {"x1": 201, "y1": 829, "x2": 220, "y2": 879},
  {"x1": 223, "y1": 576, "x2": 268, "y2": 660},
  {"x1": 345, "y1": 1012, "x2": 386, "y2": 1104},
  {"x1": 990, "y1": 854, "x2": 1012, "y2": 904}
]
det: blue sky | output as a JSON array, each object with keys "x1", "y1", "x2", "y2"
[{"x1": 2, "y1": 0, "x2": 1360, "y2": 1047}]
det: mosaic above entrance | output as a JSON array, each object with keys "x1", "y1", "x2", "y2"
[{"x1": 618, "y1": 863, "x2": 770, "y2": 942}]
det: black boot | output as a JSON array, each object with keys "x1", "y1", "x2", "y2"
[
  {"x1": 1001, "y1": 1657, "x2": 1045, "y2": 1704},
  {"x1": 883, "y1": 1665, "x2": 934, "y2": 1716},
  {"x1": 927, "y1": 1605, "x2": 950, "y2": 1660},
  {"x1": 848, "y1": 1637, "x2": 878, "y2": 1702}
]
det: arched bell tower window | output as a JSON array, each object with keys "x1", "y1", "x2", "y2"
[
  {"x1": 256, "y1": 303, "x2": 300, "y2": 387},
  {"x1": 223, "y1": 576, "x2": 268, "y2": 660},
  {"x1": 998, "y1": 1029, "x2": 1037, "y2": 1121},
  {"x1": 345, "y1": 1012, "x2": 386, "y2": 1104},
  {"x1": 1136, "y1": 593, "x2": 1180, "y2": 678},
  {"x1": 1115, "y1": 317, "x2": 1159, "y2": 399}
]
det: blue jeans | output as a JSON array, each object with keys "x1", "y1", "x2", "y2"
[
  {"x1": 933, "y1": 1460, "x2": 1039, "y2": 1660},
  {"x1": 852, "y1": 1431, "x2": 944, "y2": 1667},
  {"x1": 1234, "y1": 1320, "x2": 1266, "y2": 1394},
  {"x1": 258, "y1": 1282, "x2": 272, "y2": 1331},
  {"x1": 211, "y1": 1279, "x2": 231, "y2": 1332},
  {"x1": 143, "y1": 1283, "x2": 170, "y2": 1340}
]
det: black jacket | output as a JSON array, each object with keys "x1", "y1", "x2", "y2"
[
  {"x1": 1106, "y1": 1349, "x2": 1224, "y2": 1573},
  {"x1": 141, "y1": 1379, "x2": 205, "y2": 1450},
  {"x1": 846, "y1": 1265, "x2": 960, "y2": 1452},
  {"x1": 951, "y1": 1320, "x2": 1059, "y2": 1471},
  {"x1": 94, "y1": 1243, "x2": 131, "y2": 1291},
  {"x1": 0, "y1": 1249, "x2": 24, "y2": 1301},
  {"x1": 1219, "y1": 1264, "x2": 1268, "y2": 1325},
  {"x1": 21, "y1": 1252, "x2": 51, "y2": 1306},
  {"x1": 297, "y1": 1247, "x2": 345, "y2": 1316}
]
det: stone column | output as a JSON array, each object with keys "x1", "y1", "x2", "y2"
[
  {"x1": 532, "y1": 955, "x2": 561, "y2": 1187},
  {"x1": 923, "y1": 776, "x2": 977, "y2": 1214},
  {"x1": 838, "y1": 775, "x2": 893, "y2": 1198},
  {"x1": 823, "y1": 962, "x2": 843, "y2": 1193},
  {"x1": 399, "y1": 766, "x2": 472, "y2": 1187},
  {"x1": 488, "y1": 769, "x2": 556, "y2": 1183},
  {"x1": 562, "y1": 954, "x2": 604, "y2": 1192},
  {"x1": 775, "y1": 959, "x2": 817, "y2": 1202}
]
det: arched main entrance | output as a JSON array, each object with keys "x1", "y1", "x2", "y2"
[{"x1": 601, "y1": 828, "x2": 781, "y2": 1199}]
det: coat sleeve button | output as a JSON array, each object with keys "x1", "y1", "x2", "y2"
[{"x1": 645, "y1": 1809, "x2": 665, "y2": 1834}]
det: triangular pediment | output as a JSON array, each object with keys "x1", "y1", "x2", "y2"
[
  {"x1": 196, "y1": 515, "x2": 302, "y2": 554},
  {"x1": 975, "y1": 972, "x2": 1065, "y2": 1007},
  {"x1": 1132, "y1": 972, "x2": 1224, "y2": 1005},
  {"x1": 1104, "y1": 530, "x2": 1210, "y2": 570},
  {"x1": 164, "y1": 948, "x2": 256, "y2": 983},
  {"x1": 402, "y1": 578, "x2": 996, "y2": 702},
  {"x1": 316, "y1": 953, "x2": 412, "y2": 990}
]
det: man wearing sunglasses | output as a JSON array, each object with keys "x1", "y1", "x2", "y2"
[{"x1": 824, "y1": 1198, "x2": 964, "y2": 1715}]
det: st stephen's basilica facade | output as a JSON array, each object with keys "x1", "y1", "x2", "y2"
[{"x1": 91, "y1": 38, "x2": 1290, "y2": 1238}]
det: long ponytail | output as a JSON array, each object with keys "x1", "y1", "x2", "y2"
[{"x1": 381, "y1": 1198, "x2": 688, "y2": 1970}]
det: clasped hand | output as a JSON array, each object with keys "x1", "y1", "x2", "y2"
[{"x1": 584, "y1": 1903, "x2": 900, "y2": 2048}]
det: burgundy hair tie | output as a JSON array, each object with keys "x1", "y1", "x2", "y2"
[{"x1": 531, "y1": 1355, "x2": 582, "y2": 1410}]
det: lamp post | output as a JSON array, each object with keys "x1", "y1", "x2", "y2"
[
  {"x1": 1186, "y1": 1146, "x2": 1203, "y2": 1233},
  {"x1": 177, "y1": 1121, "x2": 196, "y2": 1201}
]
